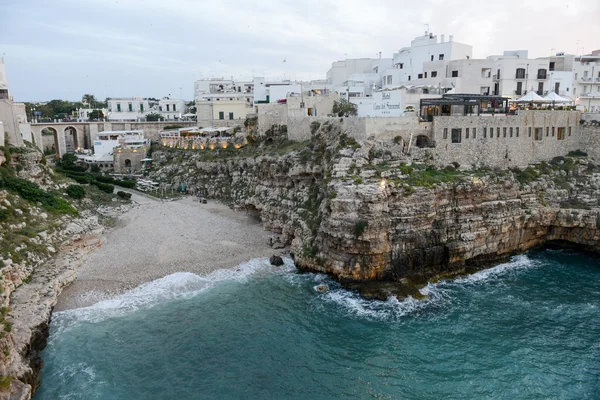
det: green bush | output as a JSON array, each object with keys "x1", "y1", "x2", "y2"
[
  {"x1": 90, "y1": 165, "x2": 101, "y2": 173},
  {"x1": 310, "y1": 121, "x2": 321, "y2": 135},
  {"x1": 116, "y1": 191, "x2": 132, "y2": 200},
  {"x1": 91, "y1": 181, "x2": 114, "y2": 194},
  {"x1": 66, "y1": 184, "x2": 85, "y2": 199},
  {"x1": 512, "y1": 167, "x2": 539, "y2": 184},
  {"x1": 355, "y1": 220, "x2": 368, "y2": 238},
  {"x1": 0, "y1": 209, "x2": 11, "y2": 221}
]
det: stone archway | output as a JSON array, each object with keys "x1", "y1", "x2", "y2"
[
  {"x1": 64, "y1": 126, "x2": 78, "y2": 153},
  {"x1": 41, "y1": 127, "x2": 59, "y2": 156},
  {"x1": 416, "y1": 134, "x2": 432, "y2": 148}
]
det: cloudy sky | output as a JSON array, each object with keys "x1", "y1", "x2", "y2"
[{"x1": 1, "y1": 0, "x2": 598, "y2": 102}]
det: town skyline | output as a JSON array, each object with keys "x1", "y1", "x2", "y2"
[{"x1": 1, "y1": 0, "x2": 599, "y2": 102}]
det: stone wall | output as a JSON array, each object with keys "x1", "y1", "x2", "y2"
[
  {"x1": 256, "y1": 103, "x2": 288, "y2": 135},
  {"x1": 579, "y1": 126, "x2": 600, "y2": 161},
  {"x1": 432, "y1": 111, "x2": 580, "y2": 168}
]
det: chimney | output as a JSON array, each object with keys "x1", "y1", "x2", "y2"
[
  {"x1": 441, "y1": 34, "x2": 445, "y2": 43},
  {"x1": 449, "y1": 35, "x2": 454, "y2": 42}
]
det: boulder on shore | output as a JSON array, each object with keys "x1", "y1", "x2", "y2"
[
  {"x1": 269, "y1": 255, "x2": 284, "y2": 266},
  {"x1": 315, "y1": 285, "x2": 329, "y2": 293}
]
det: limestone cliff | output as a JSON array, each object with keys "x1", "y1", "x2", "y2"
[
  {"x1": 0, "y1": 145, "x2": 128, "y2": 399},
  {"x1": 150, "y1": 121, "x2": 600, "y2": 287}
]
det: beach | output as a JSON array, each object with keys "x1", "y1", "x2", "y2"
[{"x1": 55, "y1": 192, "x2": 278, "y2": 311}]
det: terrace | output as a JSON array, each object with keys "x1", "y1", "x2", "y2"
[{"x1": 419, "y1": 94, "x2": 510, "y2": 121}]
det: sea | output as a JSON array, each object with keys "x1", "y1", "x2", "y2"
[{"x1": 34, "y1": 250, "x2": 600, "y2": 399}]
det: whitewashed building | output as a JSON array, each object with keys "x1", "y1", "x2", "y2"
[
  {"x1": 77, "y1": 108, "x2": 108, "y2": 121},
  {"x1": 107, "y1": 98, "x2": 150, "y2": 121},
  {"x1": 194, "y1": 78, "x2": 254, "y2": 125},
  {"x1": 158, "y1": 98, "x2": 186, "y2": 120},
  {"x1": 573, "y1": 50, "x2": 600, "y2": 112},
  {"x1": 83, "y1": 130, "x2": 147, "y2": 168}
]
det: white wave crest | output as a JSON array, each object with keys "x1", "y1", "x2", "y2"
[
  {"x1": 453, "y1": 254, "x2": 538, "y2": 284},
  {"x1": 54, "y1": 257, "x2": 294, "y2": 330}
]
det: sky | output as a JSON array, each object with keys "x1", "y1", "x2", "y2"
[{"x1": 0, "y1": 0, "x2": 598, "y2": 102}]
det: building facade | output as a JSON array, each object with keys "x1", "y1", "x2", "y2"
[{"x1": 107, "y1": 98, "x2": 150, "y2": 121}]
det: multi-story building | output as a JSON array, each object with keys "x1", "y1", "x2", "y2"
[
  {"x1": 487, "y1": 50, "x2": 551, "y2": 98},
  {"x1": 574, "y1": 50, "x2": 600, "y2": 112},
  {"x1": 83, "y1": 130, "x2": 148, "y2": 170},
  {"x1": 380, "y1": 32, "x2": 473, "y2": 88},
  {"x1": 77, "y1": 108, "x2": 108, "y2": 121},
  {"x1": 107, "y1": 98, "x2": 150, "y2": 121},
  {"x1": 194, "y1": 78, "x2": 254, "y2": 125},
  {"x1": 158, "y1": 98, "x2": 186, "y2": 120}
]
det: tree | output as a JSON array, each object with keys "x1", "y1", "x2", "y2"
[
  {"x1": 88, "y1": 109, "x2": 104, "y2": 121},
  {"x1": 82, "y1": 94, "x2": 97, "y2": 108},
  {"x1": 332, "y1": 99, "x2": 357, "y2": 117},
  {"x1": 146, "y1": 113, "x2": 164, "y2": 122}
]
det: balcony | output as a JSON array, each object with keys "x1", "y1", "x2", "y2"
[
  {"x1": 493, "y1": 74, "x2": 500, "y2": 80},
  {"x1": 537, "y1": 73, "x2": 547, "y2": 80},
  {"x1": 514, "y1": 90, "x2": 522, "y2": 96}
]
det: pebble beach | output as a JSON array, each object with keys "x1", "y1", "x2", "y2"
[{"x1": 55, "y1": 191, "x2": 276, "y2": 311}]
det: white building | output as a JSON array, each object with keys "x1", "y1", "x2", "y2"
[
  {"x1": 77, "y1": 108, "x2": 108, "y2": 121},
  {"x1": 326, "y1": 58, "x2": 379, "y2": 87},
  {"x1": 351, "y1": 87, "x2": 442, "y2": 117},
  {"x1": 84, "y1": 130, "x2": 147, "y2": 167},
  {"x1": 107, "y1": 98, "x2": 151, "y2": 121},
  {"x1": 381, "y1": 32, "x2": 473, "y2": 88},
  {"x1": 487, "y1": 50, "x2": 551, "y2": 98},
  {"x1": 573, "y1": 50, "x2": 600, "y2": 112},
  {"x1": 158, "y1": 98, "x2": 186, "y2": 120}
]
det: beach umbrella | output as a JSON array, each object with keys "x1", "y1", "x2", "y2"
[
  {"x1": 513, "y1": 91, "x2": 549, "y2": 103},
  {"x1": 543, "y1": 92, "x2": 571, "y2": 103}
]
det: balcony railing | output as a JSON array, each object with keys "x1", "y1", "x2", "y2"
[
  {"x1": 493, "y1": 74, "x2": 500, "y2": 80},
  {"x1": 537, "y1": 73, "x2": 547, "y2": 79},
  {"x1": 514, "y1": 90, "x2": 522, "y2": 95}
]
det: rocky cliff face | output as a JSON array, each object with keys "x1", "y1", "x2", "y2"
[
  {"x1": 0, "y1": 146, "x2": 128, "y2": 399},
  {"x1": 150, "y1": 122, "x2": 600, "y2": 287}
]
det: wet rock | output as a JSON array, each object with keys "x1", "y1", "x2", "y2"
[
  {"x1": 269, "y1": 255, "x2": 284, "y2": 266},
  {"x1": 315, "y1": 285, "x2": 329, "y2": 293}
]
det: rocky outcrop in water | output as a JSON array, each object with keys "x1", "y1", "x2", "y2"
[{"x1": 150, "y1": 122, "x2": 600, "y2": 288}]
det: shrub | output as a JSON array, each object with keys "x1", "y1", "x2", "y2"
[
  {"x1": 163, "y1": 125, "x2": 184, "y2": 130},
  {"x1": 116, "y1": 191, "x2": 132, "y2": 200},
  {"x1": 393, "y1": 136, "x2": 402, "y2": 144},
  {"x1": 90, "y1": 165, "x2": 101, "y2": 173},
  {"x1": 66, "y1": 184, "x2": 85, "y2": 199},
  {"x1": 91, "y1": 181, "x2": 114, "y2": 194},
  {"x1": 114, "y1": 179, "x2": 136, "y2": 189},
  {"x1": 512, "y1": 167, "x2": 539, "y2": 184},
  {"x1": 355, "y1": 220, "x2": 368, "y2": 238},
  {"x1": 66, "y1": 185, "x2": 85, "y2": 199}
]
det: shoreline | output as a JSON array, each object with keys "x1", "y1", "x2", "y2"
[{"x1": 55, "y1": 192, "x2": 283, "y2": 312}]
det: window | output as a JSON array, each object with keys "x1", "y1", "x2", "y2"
[
  {"x1": 439, "y1": 54, "x2": 444, "y2": 60},
  {"x1": 516, "y1": 68, "x2": 525, "y2": 79},
  {"x1": 568, "y1": 127, "x2": 572, "y2": 136},
  {"x1": 546, "y1": 127, "x2": 549, "y2": 136},
  {"x1": 535, "y1": 128, "x2": 543, "y2": 141},
  {"x1": 510, "y1": 127, "x2": 513, "y2": 137},
  {"x1": 443, "y1": 128, "x2": 448, "y2": 139},
  {"x1": 557, "y1": 127, "x2": 565, "y2": 140},
  {"x1": 483, "y1": 127, "x2": 487, "y2": 138},
  {"x1": 219, "y1": 111, "x2": 224, "y2": 120},
  {"x1": 431, "y1": 55, "x2": 434, "y2": 61},
  {"x1": 424, "y1": 72, "x2": 427, "y2": 78},
  {"x1": 538, "y1": 82, "x2": 544, "y2": 95},
  {"x1": 451, "y1": 70, "x2": 458, "y2": 77},
  {"x1": 451, "y1": 128, "x2": 461, "y2": 143},
  {"x1": 418, "y1": 73, "x2": 423, "y2": 79},
  {"x1": 173, "y1": 104, "x2": 177, "y2": 112},
  {"x1": 466, "y1": 128, "x2": 470, "y2": 139},
  {"x1": 516, "y1": 82, "x2": 523, "y2": 95},
  {"x1": 473, "y1": 128, "x2": 476, "y2": 139},
  {"x1": 166, "y1": 104, "x2": 170, "y2": 112},
  {"x1": 528, "y1": 127, "x2": 532, "y2": 137},
  {"x1": 128, "y1": 103, "x2": 133, "y2": 112},
  {"x1": 549, "y1": 61, "x2": 555, "y2": 71},
  {"x1": 497, "y1": 127, "x2": 500, "y2": 138},
  {"x1": 503, "y1": 127, "x2": 507, "y2": 137},
  {"x1": 537, "y1": 69, "x2": 547, "y2": 79},
  {"x1": 399, "y1": 63, "x2": 404, "y2": 69},
  {"x1": 555, "y1": 82, "x2": 560, "y2": 94},
  {"x1": 552, "y1": 127, "x2": 555, "y2": 136},
  {"x1": 117, "y1": 103, "x2": 121, "y2": 112},
  {"x1": 408, "y1": 76, "x2": 411, "y2": 81},
  {"x1": 229, "y1": 112, "x2": 234, "y2": 120},
  {"x1": 516, "y1": 127, "x2": 519, "y2": 137},
  {"x1": 140, "y1": 103, "x2": 144, "y2": 112},
  {"x1": 431, "y1": 71, "x2": 437, "y2": 78}
]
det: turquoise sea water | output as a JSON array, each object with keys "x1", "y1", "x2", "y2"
[{"x1": 35, "y1": 250, "x2": 600, "y2": 399}]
